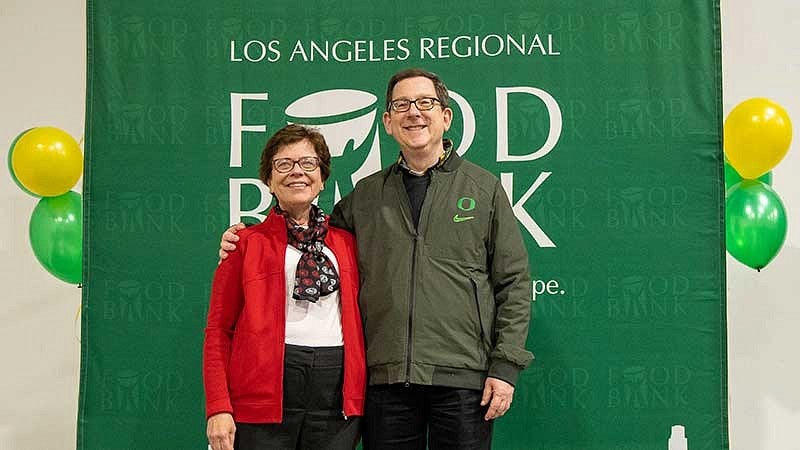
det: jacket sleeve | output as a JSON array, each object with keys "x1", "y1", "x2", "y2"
[
  {"x1": 203, "y1": 237, "x2": 245, "y2": 418},
  {"x1": 330, "y1": 190, "x2": 356, "y2": 233},
  {"x1": 486, "y1": 180, "x2": 534, "y2": 385}
]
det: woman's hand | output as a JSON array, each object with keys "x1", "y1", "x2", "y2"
[{"x1": 207, "y1": 412, "x2": 236, "y2": 450}]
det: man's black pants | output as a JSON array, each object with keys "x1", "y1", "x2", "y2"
[{"x1": 362, "y1": 383, "x2": 493, "y2": 450}]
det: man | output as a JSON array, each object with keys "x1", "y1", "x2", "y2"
[{"x1": 220, "y1": 68, "x2": 533, "y2": 449}]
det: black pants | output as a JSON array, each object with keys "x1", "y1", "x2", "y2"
[
  {"x1": 234, "y1": 344, "x2": 360, "y2": 450},
  {"x1": 362, "y1": 384, "x2": 493, "y2": 450}
]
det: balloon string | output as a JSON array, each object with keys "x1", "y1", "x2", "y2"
[{"x1": 74, "y1": 301, "x2": 82, "y2": 343}]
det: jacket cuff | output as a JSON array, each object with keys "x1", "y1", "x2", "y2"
[
  {"x1": 488, "y1": 358, "x2": 523, "y2": 386},
  {"x1": 206, "y1": 397, "x2": 234, "y2": 419}
]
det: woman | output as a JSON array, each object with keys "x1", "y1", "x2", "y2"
[{"x1": 203, "y1": 124, "x2": 365, "y2": 450}]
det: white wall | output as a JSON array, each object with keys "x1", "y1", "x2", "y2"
[
  {"x1": 0, "y1": 0, "x2": 797, "y2": 449},
  {"x1": 721, "y1": 2, "x2": 800, "y2": 449},
  {"x1": 0, "y1": 1, "x2": 85, "y2": 449}
]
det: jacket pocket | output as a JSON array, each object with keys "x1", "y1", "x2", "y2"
[
  {"x1": 413, "y1": 256, "x2": 487, "y2": 369},
  {"x1": 228, "y1": 331, "x2": 255, "y2": 394},
  {"x1": 469, "y1": 278, "x2": 489, "y2": 366},
  {"x1": 228, "y1": 330, "x2": 282, "y2": 403}
]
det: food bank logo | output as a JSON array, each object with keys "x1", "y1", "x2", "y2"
[
  {"x1": 101, "y1": 368, "x2": 184, "y2": 414},
  {"x1": 522, "y1": 366, "x2": 590, "y2": 410},
  {"x1": 104, "y1": 191, "x2": 185, "y2": 234},
  {"x1": 602, "y1": 11, "x2": 684, "y2": 54},
  {"x1": 606, "y1": 186, "x2": 688, "y2": 230},
  {"x1": 102, "y1": 279, "x2": 187, "y2": 324},
  {"x1": 228, "y1": 86, "x2": 562, "y2": 247},
  {"x1": 607, "y1": 365, "x2": 691, "y2": 409},
  {"x1": 104, "y1": 15, "x2": 189, "y2": 61},
  {"x1": 607, "y1": 275, "x2": 690, "y2": 320}
]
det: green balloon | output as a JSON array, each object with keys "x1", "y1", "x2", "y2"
[
  {"x1": 724, "y1": 160, "x2": 772, "y2": 192},
  {"x1": 29, "y1": 191, "x2": 83, "y2": 284},
  {"x1": 725, "y1": 180, "x2": 787, "y2": 270},
  {"x1": 7, "y1": 128, "x2": 39, "y2": 197}
]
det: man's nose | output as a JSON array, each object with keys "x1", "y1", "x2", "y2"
[{"x1": 407, "y1": 103, "x2": 423, "y2": 115}]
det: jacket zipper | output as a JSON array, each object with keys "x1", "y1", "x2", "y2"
[
  {"x1": 405, "y1": 233, "x2": 419, "y2": 387},
  {"x1": 403, "y1": 165, "x2": 431, "y2": 387},
  {"x1": 470, "y1": 279, "x2": 486, "y2": 360}
]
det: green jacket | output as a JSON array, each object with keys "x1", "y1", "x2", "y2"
[{"x1": 331, "y1": 149, "x2": 533, "y2": 389}]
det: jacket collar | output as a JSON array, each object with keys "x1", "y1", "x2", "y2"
[{"x1": 393, "y1": 139, "x2": 462, "y2": 175}]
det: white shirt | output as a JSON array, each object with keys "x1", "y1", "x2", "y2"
[{"x1": 283, "y1": 244, "x2": 344, "y2": 346}]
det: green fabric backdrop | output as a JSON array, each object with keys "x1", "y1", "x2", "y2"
[{"x1": 79, "y1": 1, "x2": 727, "y2": 448}]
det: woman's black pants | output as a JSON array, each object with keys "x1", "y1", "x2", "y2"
[{"x1": 234, "y1": 344, "x2": 360, "y2": 450}]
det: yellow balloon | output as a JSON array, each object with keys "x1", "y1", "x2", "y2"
[
  {"x1": 724, "y1": 98, "x2": 792, "y2": 179},
  {"x1": 10, "y1": 127, "x2": 83, "y2": 197}
]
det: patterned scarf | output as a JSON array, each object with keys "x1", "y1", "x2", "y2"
[{"x1": 275, "y1": 204, "x2": 340, "y2": 303}]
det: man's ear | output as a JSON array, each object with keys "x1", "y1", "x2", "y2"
[
  {"x1": 443, "y1": 107, "x2": 453, "y2": 132},
  {"x1": 382, "y1": 110, "x2": 393, "y2": 135}
]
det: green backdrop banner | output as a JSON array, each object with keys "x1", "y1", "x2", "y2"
[{"x1": 79, "y1": 1, "x2": 727, "y2": 449}]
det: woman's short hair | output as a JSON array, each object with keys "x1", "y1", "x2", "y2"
[{"x1": 258, "y1": 124, "x2": 331, "y2": 185}]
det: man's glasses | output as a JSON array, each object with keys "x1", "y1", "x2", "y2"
[
  {"x1": 272, "y1": 156, "x2": 320, "y2": 173},
  {"x1": 388, "y1": 97, "x2": 441, "y2": 112}
]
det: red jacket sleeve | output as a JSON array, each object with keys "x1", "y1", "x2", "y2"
[{"x1": 203, "y1": 239, "x2": 245, "y2": 418}]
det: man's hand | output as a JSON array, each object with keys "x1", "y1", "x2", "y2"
[
  {"x1": 207, "y1": 412, "x2": 236, "y2": 450},
  {"x1": 218, "y1": 223, "x2": 246, "y2": 263},
  {"x1": 481, "y1": 377, "x2": 515, "y2": 421}
]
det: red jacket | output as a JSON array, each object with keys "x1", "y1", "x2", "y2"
[{"x1": 203, "y1": 210, "x2": 366, "y2": 423}]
